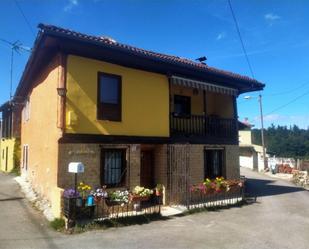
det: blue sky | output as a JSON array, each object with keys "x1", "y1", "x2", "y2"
[{"x1": 1, "y1": 0, "x2": 309, "y2": 128}]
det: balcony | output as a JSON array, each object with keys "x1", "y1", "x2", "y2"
[{"x1": 170, "y1": 113, "x2": 238, "y2": 144}]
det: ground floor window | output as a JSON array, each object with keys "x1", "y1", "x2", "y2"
[
  {"x1": 204, "y1": 148, "x2": 224, "y2": 179},
  {"x1": 101, "y1": 149, "x2": 126, "y2": 187},
  {"x1": 22, "y1": 145, "x2": 29, "y2": 170}
]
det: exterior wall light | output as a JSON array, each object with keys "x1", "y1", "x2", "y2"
[{"x1": 57, "y1": 87, "x2": 67, "y2": 97}]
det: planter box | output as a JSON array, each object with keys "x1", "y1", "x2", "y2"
[
  {"x1": 105, "y1": 198, "x2": 126, "y2": 207},
  {"x1": 130, "y1": 195, "x2": 150, "y2": 202},
  {"x1": 63, "y1": 197, "x2": 81, "y2": 218}
]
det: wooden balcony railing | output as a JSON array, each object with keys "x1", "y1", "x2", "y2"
[{"x1": 170, "y1": 113, "x2": 237, "y2": 140}]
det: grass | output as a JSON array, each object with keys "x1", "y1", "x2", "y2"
[
  {"x1": 50, "y1": 218, "x2": 65, "y2": 231},
  {"x1": 10, "y1": 166, "x2": 21, "y2": 176}
]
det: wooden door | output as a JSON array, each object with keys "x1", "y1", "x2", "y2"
[{"x1": 140, "y1": 151, "x2": 154, "y2": 188}]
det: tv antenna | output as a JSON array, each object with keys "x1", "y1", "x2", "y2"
[{"x1": 0, "y1": 38, "x2": 31, "y2": 100}]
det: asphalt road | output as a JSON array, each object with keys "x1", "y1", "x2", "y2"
[{"x1": 0, "y1": 168, "x2": 308, "y2": 249}]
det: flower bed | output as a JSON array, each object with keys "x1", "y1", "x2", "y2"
[
  {"x1": 63, "y1": 183, "x2": 162, "y2": 220},
  {"x1": 189, "y1": 177, "x2": 245, "y2": 208}
]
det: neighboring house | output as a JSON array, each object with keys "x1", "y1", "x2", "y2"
[
  {"x1": 239, "y1": 121, "x2": 267, "y2": 172},
  {"x1": 8, "y1": 24, "x2": 264, "y2": 217},
  {"x1": 0, "y1": 101, "x2": 21, "y2": 172}
]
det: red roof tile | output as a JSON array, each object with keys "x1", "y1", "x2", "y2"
[{"x1": 38, "y1": 24, "x2": 263, "y2": 86}]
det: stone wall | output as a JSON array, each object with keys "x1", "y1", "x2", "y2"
[{"x1": 57, "y1": 143, "x2": 141, "y2": 190}]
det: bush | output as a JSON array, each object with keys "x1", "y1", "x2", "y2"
[
  {"x1": 50, "y1": 218, "x2": 65, "y2": 231},
  {"x1": 11, "y1": 138, "x2": 21, "y2": 175}
]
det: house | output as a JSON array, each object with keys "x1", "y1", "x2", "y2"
[
  {"x1": 0, "y1": 101, "x2": 21, "y2": 172},
  {"x1": 239, "y1": 120, "x2": 267, "y2": 171},
  {"x1": 8, "y1": 24, "x2": 264, "y2": 218}
]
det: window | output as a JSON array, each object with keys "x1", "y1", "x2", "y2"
[
  {"x1": 204, "y1": 148, "x2": 224, "y2": 179},
  {"x1": 97, "y1": 72, "x2": 122, "y2": 121},
  {"x1": 22, "y1": 145, "x2": 29, "y2": 170},
  {"x1": 101, "y1": 149, "x2": 126, "y2": 187},
  {"x1": 22, "y1": 97, "x2": 30, "y2": 122},
  {"x1": 174, "y1": 95, "x2": 191, "y2": 116},
  {"x1": 2, "y1": 110, "x2": 12, "y2": 138}
]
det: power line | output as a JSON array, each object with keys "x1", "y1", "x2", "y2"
[
  {"x1": 265, "y1": 89, "x2": 309, "y2": 116},
  {"x1": 264, "y1": 81, "x2": 309, "y2": 97},
  {"x1": 14, "y1": 0, "x2": 35, "y2": 36},
  {"x1": 227, "y1": 0, "x2": 255, "y2": 79}
]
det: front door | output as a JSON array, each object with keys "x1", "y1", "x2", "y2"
[{"x1": 140, "y1": 151, "x2": 154, "y2": 188}]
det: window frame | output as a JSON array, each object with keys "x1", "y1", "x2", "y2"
[
  {"x1": 97, "y1": 72, "x2": 122, "y2": 122},
  {"x1": 22, "y1": 144, "x2": 29, "y2": 170},
  {"x1": 173, "y1": 94, "x2": 191, "y2": 117},
  {"x1": 100, "y1": 148, "x2": 126, "y2": 188},
  {"x1": 204, "y1": 148, "x2": 225, "y2": 179}
]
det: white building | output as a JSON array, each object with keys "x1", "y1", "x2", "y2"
[{"x1": 239, "y1": 121, "x2": 267, "y2": 172}]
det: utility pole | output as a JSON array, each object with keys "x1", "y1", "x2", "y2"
[{"x1": 258, "y1": 94, "x2": 267, "y2": 170}]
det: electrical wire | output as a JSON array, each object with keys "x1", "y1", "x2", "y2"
[
  {"x1": 14, "y1": 0, "x2": 35, "y2": 36},
  {"x1": 264, "y1": 89, "x2": 309, "y2": 116},
  {"x1": 228, "y1": 0, "x2": 255, "y2": 79}
]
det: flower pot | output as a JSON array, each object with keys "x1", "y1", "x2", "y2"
[
  {"x1": 105, "y1": 198, "x2": 126, "y2": 207},
  {"x1": 130, "y1": 195, "x2": 150, "y2": 202}
]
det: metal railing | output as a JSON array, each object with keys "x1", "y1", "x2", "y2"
[
  {"x1": 170, "y1": 113, "x2": 237, "y2": 139},
  {"x1": 63, "y1": 196, "x2": 161, "y2": 221},
  {"x1": 188, "y1": 184, "x2": 245, "y2": 210}
]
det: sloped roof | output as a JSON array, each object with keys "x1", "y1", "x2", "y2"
[
  {"x1": 38, "y1": 24, "x2": 263, "y2": 87},
  {"x1": 14, "y1": 23, "x2": 265, "y2": 98}
]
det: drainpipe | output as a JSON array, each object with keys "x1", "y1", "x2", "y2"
[{"x1": 57, "y1": 53, "x2": 67, "y2": 132}]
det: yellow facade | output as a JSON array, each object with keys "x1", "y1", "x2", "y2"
[
  {"x1": 65, "y1": 55, "x2": 170, "y2": 137},
  {"x1": 21, "y1": 55, "x2": 62, "y2": 218},
  {"x1": 0, "y1": 138, "x2": 15, "y2": 172},
  {"x1": 206, "y1": 92, "x2": 234, "y2": 118}
]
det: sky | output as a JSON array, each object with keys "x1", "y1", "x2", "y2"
[{"x1": 1, "y1": 0, "x2": 309, "y2": 129}]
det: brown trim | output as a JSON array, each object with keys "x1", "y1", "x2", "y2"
[
  {"x1": 97, "y1": 71, "x2": 122, "y2": 122},
  {"x1": 59, "y1": 133, "x2": 170, "y2": 144},
  {"x1": 233, "y1": 96, "x2": 239, "y2": 145},
  {"x1": 203, "y1": 89, "x2": 207, "y2": 115},
  {"x1": 58, "y1": 133, "x2": 238, "y2": 145}
]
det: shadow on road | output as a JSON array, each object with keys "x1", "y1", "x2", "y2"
[{"x1": 245, "y1": 178, "x2": 308, "y2": 197}]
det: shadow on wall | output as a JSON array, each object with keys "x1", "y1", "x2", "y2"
[{"x1": 245, "y1": 178, "x2": 308, "y2": 198}]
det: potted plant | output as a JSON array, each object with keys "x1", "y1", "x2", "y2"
[
  {"x1": 106, "y1": 190, "x2": 129, "y2": 206},
  {"x1": 155, "y1": 184, "x2": 163, "y2": 196},
  {"x1": 63, "y1": 188, "x2": 80, "y2": 218},
  {"x1": 77, "y1": 182, "x2": 92, "y2": 206},
  {"x1": 91, "y1": 185, "x2": 108, "y2": 203},
  {"x1": 130, "y1": 186, "x2": 153, "y2": 202}
]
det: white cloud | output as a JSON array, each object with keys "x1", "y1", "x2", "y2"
[
  {"x1": 64, "y1": 0, "x2": 79, "y2": 12},
  {"x1": 216, "y1": 32, "x2": 226, "y2": 41},
  {"x1": 264, "y1": 13, "x2": 280, "y2": 21}
]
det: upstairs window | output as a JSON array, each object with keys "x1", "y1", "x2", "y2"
[
  {"x1": 97, "y1": 72, "x2": 122, "y2": 121},
  {"x1": 174, "y1": 95, "x2": 191, "y2": 117}
]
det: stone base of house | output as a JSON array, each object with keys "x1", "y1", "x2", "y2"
[{"x1": 57, "y1": 143, "x2": 239, "y2": 214}]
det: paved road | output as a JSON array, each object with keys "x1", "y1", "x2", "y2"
[{"x1": 0, "y1": 168, "x2": 308, "y2": 249}]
